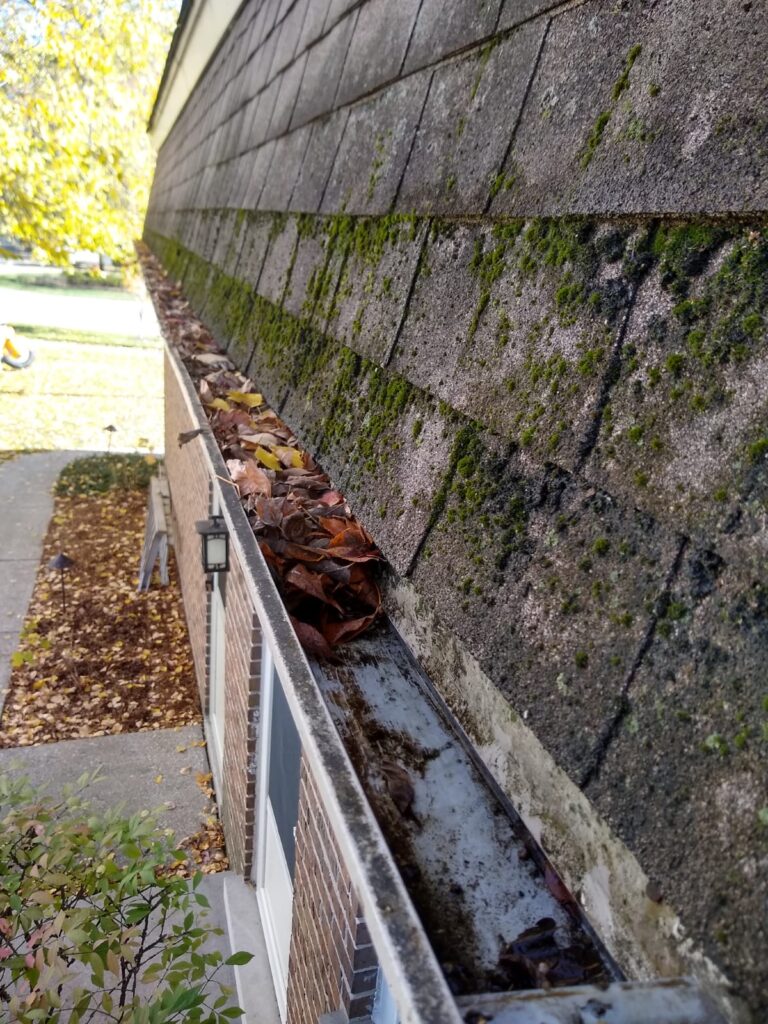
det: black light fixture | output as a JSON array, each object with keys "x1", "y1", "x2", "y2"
[
  {"x1": 195, "y1": 515, "x2": 229, "y2": 573},
  {"x1": 49, "y1": 552, "x2": 74, "y2": 613},
  {"x1": 104, "y1": 424, "x2": 117, "y2": 452}
]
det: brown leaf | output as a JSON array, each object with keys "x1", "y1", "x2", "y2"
[
  {"x1": 250, "y1": 411, "x2": 287, "y2": 434},
  {"x1": 323, "y1": 612, "x2": 379, "y2": 646},
  {"x1": 285, "y1": 564, "x2": 345, "y2": 614},
  {"x1": 347, "y1": 565, "x2": 382, "y2": 611},
  {"x1": 318, "y1": 490, "x2": 345, "y2": 506},
  {"x1": 316, "y1": 515, "x2": 349, "y2": 537},
  {"x1": 226, "y1": 458, "x2": 272, "y2": 497},
  {"x1": 215, "y1": 409, "x2": 253, "y2": 431},
  {"x1": 381, "y1": 760, "x2": 415, "y2": 818},
  {"x1": 329, "y1": 524, "x2": 379, "y2": 554},
  {"x1": 290, "y1": 617, "x2": 335, "y2": 661},
  {"x1": 239, "y1": 431, "x2": 285, "y2": 448},
  {"x1": 322, "y1": 546, "x2": 381, "y2": 564},
  {"x1": 276, "y1": 540, "x2": 328, "y2": 564}
]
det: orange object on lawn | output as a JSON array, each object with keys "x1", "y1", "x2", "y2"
[{"x1": 1, "y1": 324, "x2": 34, "y2": 368}]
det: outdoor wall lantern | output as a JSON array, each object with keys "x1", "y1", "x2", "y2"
[{"x1": 196, "y1": 515, "x2": 229, "y2": 573}]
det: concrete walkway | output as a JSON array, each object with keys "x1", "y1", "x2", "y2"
[
  {"x1": 0, "y1": 723, "x2": 212, "y2": 839},
  {"x1": 0, "y1": 451, "x2": 80, "y2": 716}
]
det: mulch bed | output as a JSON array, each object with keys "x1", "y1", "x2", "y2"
[{"x1": 0, "y1": 483, "x2": 200, "y2": 747}]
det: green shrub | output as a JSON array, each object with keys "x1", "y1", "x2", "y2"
[
  {"x1": 0, "y1": 771, "x2": 249, "y2": 1023},
  {"x1": 56, "y1": 454, "x2": 158, "y2": 495}
]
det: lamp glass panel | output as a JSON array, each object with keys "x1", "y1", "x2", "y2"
[{"x1": 206, "y1": 535, "x2": 227, "y2": 569}]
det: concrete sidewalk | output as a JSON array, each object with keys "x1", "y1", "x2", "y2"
[
  {"x1": 0, "y1": 723, "x2": 212, "y2": 839},
  {"x1": 0, "y1": 450, "x2": 80, "y2": 716},
  {"x1": 0, "y1": 450, "x2": 213, "y2": 840}
]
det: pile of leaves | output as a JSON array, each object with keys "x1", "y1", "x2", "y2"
[
  {"x1": 0, "y1": 462, "x2": 200, "y2": 747},
  {"x1": 161, "y1": 772, "x2": 229, "y2": 879},
  {"x1": 140, "y1": 247, "x2": 384, "y2": 659}
]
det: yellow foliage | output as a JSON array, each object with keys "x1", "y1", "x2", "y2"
[
  {"x1": 226, "y1": 391, "x2": 264, "y2": 408},
  {"x1": 253, "y1": 446, "x2": 281, "y2": 471},
  {"x1": 0, "y1": 0, "x2": 178, "y2": 263}
]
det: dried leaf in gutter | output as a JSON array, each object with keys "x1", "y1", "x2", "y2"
[
  {"x1": 227, "y1": 390, "x2": 263, "y2": 408},
  {"x1": 253, "y1": 446, "x2": 281, "y2": 471},
  {"x1": 380, "y1": 760, "x2": 416, "y2": 819},
  {"x1": 138, "y1": 245, "x2": 385, "y2": 657},
  {"x1": 273, "y1": 446, "x2": 304, "y2": 469},
  {"x1": 240, "y1": 431, "x2": 285, "y2": 448},
  {"x1": 290, "y1": 617, "x2": 336, "y2": 661},
  {"x1": 193, "y1": 353, "x2": 232, "y2": 368},
  {"x1": 207, "y1": 397, "x2": 231, "y2": 412},
  {"x1": 226, "y1": 458, "x2": 272, "y2": 498},
  {"x1": 285, "y1": 564, "x2": 345, "y2": 615}
]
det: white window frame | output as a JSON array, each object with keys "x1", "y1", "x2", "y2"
[{"x1": 372, "y1": 968, "x2": 399, "y2": 1024}]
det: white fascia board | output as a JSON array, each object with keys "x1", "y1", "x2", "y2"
[{"x1": 149, "y1": 0, "x2": 242, "y2": 150}]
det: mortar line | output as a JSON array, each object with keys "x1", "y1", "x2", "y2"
[
  {"x1": 382, "y1": 221, "x2": 432, "y2": 368},
  {"x1": 573, "y1": 282, "x2": 638, "y2": 476},
  {"x1": 317, "y1": 107, "x2": 351, "y2": 213},
  {"x1": 482, "y1": 16, "x2": 551, "y2": 217},
  {"x1": 392, "y1": 68, "x2": 435, "y2": 211},
  {"x1": 579, "y1": 534, "x2": 690, "y2": 790},
  {"x1": 398, "y1": 0, "x2": 428, "y2": 78}
]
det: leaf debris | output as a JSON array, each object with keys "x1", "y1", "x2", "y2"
[{"x1": 140, "y1": 246, "x2": 385, "y2": 656}]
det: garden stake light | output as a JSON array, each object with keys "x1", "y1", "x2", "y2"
[
  {"x1": 48, "y1": 552, "x2": 74, "y2": 613},
  {"x1": 104, "y1": 423, "x2": 117, "y2": 451}
]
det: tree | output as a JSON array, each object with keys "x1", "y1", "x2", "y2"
[
  {"x1": 0, "y1": 0, "x2": 178, "y2": 264},
  {"x1": 0, "y1": 770, "x2": 251, "y2": 1022}
]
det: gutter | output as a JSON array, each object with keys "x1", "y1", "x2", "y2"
[{"x1": 163, "y1": 339, "x2": 465, "y2": 1024}]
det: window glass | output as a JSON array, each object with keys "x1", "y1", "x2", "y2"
[{"x1": 267, "y1": 667, "x2": 301, "y2": 878}]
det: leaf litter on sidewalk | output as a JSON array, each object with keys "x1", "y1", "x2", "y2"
[{"x1": 140, "y1": 245, "x2": 384, "y2": 659}]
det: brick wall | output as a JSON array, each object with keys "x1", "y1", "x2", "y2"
[
  {"x1": 164, "y1": 351, "x2": 261, "y2": 876},
  {"x1": 163, "y1": 348, "x2": 379, "y2": 1005},
  {"x1": 164, "y1": 351, "x2": 210, "y2": 703},
  {"x1": 220, "y1": 552, "x2": 262, "y2": 876},
  {"x1": 287, "y1": 756, "x2": 378, "y2": 1024}
]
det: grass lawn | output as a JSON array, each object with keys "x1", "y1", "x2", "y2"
[
  {"x1": 0, "y1": 340, "x2": 164, "y2": 451},
  {"x1": 0, "y1": 273, "x2": 164, "y2": 452},
  {"x1": 13, "y1": 322, "x2": 158, "y2": 349}
]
